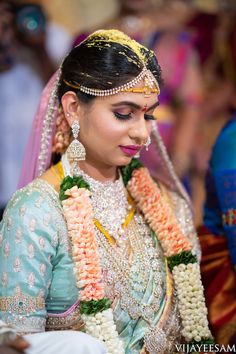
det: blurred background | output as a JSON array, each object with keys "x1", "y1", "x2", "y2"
[
  {"x1": 1, "y1": 0, "x2": 236, "y2": 345},
  {"x1": 0, "y1": 0, "x2": 236, "y2": 226}
]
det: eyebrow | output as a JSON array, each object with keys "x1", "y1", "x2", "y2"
[{"x1": 111, "y1": 101, "x2": 160, "y2": 112}]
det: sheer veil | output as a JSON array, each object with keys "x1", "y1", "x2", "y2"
[{"x1": 18, "y1": 69, "x2": 61, "y2": 188}]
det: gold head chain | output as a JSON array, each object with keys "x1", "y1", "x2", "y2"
[{"x1": 63, "y1": 67, "x2": 160, "y2": 98}]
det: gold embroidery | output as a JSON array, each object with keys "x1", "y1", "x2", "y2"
[
  {"x1": 46, "y1": 306, "x2": 83, "y2": 331},
  {"x1": 0, "y1": 287, "x2": 44, "y2": 315}
]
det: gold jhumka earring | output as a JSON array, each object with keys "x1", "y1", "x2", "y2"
[{"x1": 66, "y1": 120, "x2": 86, "y2": 176}]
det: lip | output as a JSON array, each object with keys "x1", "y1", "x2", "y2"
[{"x1": 119, "y1": 145, "x2": 141, "y2": 157}]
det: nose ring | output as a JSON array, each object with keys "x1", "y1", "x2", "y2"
[{"x1": 144, "y1": 136, "x2": 151, "y2": 151}]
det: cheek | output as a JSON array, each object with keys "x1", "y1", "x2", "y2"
[
  {"x1": 146, "y1": 121, "x2": 153, "y2": 135},
  {"x1": 87, "y1": 115, "x2": 128, "y2": 144}
]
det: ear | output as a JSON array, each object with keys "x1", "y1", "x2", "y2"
[{"x1": 61, "y1": 91, "x2": 81, "y2": 126}]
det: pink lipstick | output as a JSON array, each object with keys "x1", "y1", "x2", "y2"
[{"x1": 119, "y1": 145, "x2": 141, "y2": 157}]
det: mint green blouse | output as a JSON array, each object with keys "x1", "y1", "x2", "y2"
[{"x1": 0, "y1": 179, "x2": 182, "y2": 353}]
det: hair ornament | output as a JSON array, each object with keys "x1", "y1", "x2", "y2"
[{"x1": 63, "y1": 67, "x2": 160, "y2": 97}]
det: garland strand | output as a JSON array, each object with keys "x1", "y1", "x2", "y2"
[
  {"x1": 126, "y1": 166, "x2": 213, "y2": 343},
  {"x1": 59, "y1": 159, "x2": 213, "y2": 352},
  {"x1": 60, "y1": 184, "x2": 124, "y2": 353}
]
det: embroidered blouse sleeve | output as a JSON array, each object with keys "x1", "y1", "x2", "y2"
[{"x1": 0, "y1": 184, "x2": 61, "y2": 334}]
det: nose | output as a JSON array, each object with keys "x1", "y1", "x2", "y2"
[{"x1": 129, "y1": 117, "x2": 149, "y2": 145}]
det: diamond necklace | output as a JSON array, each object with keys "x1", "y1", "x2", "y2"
[
  {"x1": 61, "y1": 153, "x2": 131, "y2": 243},
  {"x1": 97, "y1": 213, "x2": 166, "y2": 324},
  {"x1": 61, "y1": 154, "x2": 165, "y2": 322}
]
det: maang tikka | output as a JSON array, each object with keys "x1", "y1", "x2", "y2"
[{"x1": 66, "y1": 120, "x2": 86, "y2": 176}]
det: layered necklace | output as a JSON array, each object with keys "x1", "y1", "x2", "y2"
[
  {"x1": 62, "y1": 155, "x2": 165, "y2": 323},
  {"x1": 74, "y1": 167, "x2": 131, "y2": 245},
  {"x1": 97, "y1": 214, "x2": 165, "y2": 323},
  {"x1": 59, "y1": 156, "x2": 213, "y2": 354}
]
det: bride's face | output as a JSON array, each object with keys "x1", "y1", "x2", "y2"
[{"x1": 77, "y1": 83, "x2": 159, "y2": 169}]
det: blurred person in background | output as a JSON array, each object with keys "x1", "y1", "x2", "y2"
[
  {"x1": 74, "y1": 0, "x2": 203, "y2": 193},
  {"x1": 0, "y1": 0, "x2": 72, "y2": 220},
  {"x1": 26, "y1": 0, "x2": 73, "y2": 67},
  {"x1": 187, "y1": 1, "x2": 236, "y2": 343},
  {"x1": 198, "y1": 102, "x2": 236, "y2": 345},
  {"x1": 185, "y1": 0, "x2": 236, "y2": 224}
]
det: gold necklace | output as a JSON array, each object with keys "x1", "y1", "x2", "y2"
[
  {"x1": 96, "y1": 214, "x2": 165, "y2": 323},
  {"x1": 57, "y1": 160, "x2": 165, "y2": 323},
  {"x1": 55, "y1": 161, "x2": 65, "y2": 180},
  {"x1": 94, "y1": 193, "x2": 135, "y2": 246},
  {"x1": 56, "y1": 160, "x2": 136, "y2": 246}
]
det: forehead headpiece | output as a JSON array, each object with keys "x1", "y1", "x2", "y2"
[
  {"x1": 63, "y1": 29, "x2": 160, "y2": 98},
  {"x1": 63, "y1": 67, "x2": 160, "y2": 97}
]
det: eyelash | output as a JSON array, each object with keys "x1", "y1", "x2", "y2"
[
  {"x1": 144, "y1": 114, "x2": 156, "y2": 121},
  {"x1": 114, "y1": 112, "x2": 155, "y2": 121}
]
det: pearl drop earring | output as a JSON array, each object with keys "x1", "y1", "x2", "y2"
[{"x1": 144, "y1": 136, "x2": 151, "y2": 151}]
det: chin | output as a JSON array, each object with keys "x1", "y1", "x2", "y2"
[{"x1": 116, "y1": 156, "x2": 133, "y2": 167}]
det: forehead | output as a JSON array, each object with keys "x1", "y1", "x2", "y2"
[{"x1": 106, "y1": 91, "x2": 158, "y2": 108}]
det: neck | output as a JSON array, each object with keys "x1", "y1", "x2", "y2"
[{"x1": 78, "y1": 160, "x2": 119, "y2": 183}]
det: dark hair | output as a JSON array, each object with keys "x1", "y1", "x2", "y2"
[{"x1": 57, "y1": 31, "x2": 162, "y2": 104}]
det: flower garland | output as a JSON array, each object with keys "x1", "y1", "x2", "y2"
[
  {"x1": 125, "y1": 163, "x2": 213, "y2": 344},
  {"x1": 60, "y1": 176, "x2": 124, "y2": 354},
  {"x1": 59, "y1": 159, "x2": 213, "y2": 353}
]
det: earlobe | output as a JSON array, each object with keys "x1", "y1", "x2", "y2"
[{"x1": 61, "y1": 91, "x2": 80, "y2": 125}]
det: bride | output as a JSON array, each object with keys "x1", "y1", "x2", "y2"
[{"x1": 0, "y1": 29, "x2": 212, "y2": 354}]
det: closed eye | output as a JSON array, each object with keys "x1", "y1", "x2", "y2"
[
  {"x1": 114, "y1": 112, "x2": 156, "y2": 121},
  {"x1": 114, "y1": 112, "x2": 132, "y2": 120},
  {"x1": 144, "y1": 114, "x2": 156, "y2": 121}
]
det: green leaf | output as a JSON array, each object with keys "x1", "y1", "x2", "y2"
[
  {"x1": 80, "y1": 298, "x2": 111, "y2": 315},
  {"x1": 167, "y1": 251, "x2": 198, "y2": 272},
  {"x1": 59, "y1": 176, "x2": 90, "y2": 201},
  {"x1": 121, "y1": 158, "x2": 143, "y2": 186}
]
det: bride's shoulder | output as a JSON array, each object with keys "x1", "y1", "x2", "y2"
[
  {"x1": 0, "y1": 176, "x2": 67, "y2": 248},
  {"x1": 2, "y1": 174, "x2": 61, "y2": 222}
]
